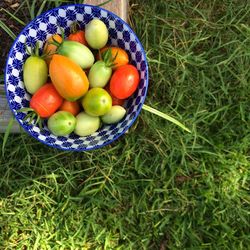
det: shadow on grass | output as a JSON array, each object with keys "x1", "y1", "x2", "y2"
[
  {"x1": 1, "y1": 133, "x2": 63, "y2": 198},
  {"x1": 0, "y1": 131, "x2": 123, "y2": 198}
]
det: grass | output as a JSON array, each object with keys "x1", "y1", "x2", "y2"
[{"x1": 0, "y1": 0, "x2": 250, "y2": 249}]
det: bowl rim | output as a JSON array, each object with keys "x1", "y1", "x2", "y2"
[{"x1": 4, "y1": 3, "x2": 149, "y2": 151}]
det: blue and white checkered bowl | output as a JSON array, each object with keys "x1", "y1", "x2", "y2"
[{"x1": 4, "y1": 4, "x2": 148, "y2": 151}]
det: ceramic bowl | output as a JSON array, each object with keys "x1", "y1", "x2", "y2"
[{"x1": 5, "y1": 4, "x2": 148, "y2": 151}]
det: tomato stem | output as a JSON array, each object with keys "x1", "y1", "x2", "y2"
[
  {"x1": 35, "y1": 41, "x2": 40, "y2": 56},
  {"x1": 24, "y1": 41, "x2": 44, "y2": 58},
  {"x1": 70, "y1": 22, "x2": 80, "y2": 34},
  {"x1": 50, "y1": 36, "x2": 62, "y2": 48},
  {"x1": 23, "y1": 112, "x2": 33, "y2": 122},
  {"x1": 17, "y1": 107, "x2": 43, "y2": 129},
  {"x1": 17, "y1": 107, "x2": 34, "y2": 113},
  {"x1": 58, "y1": 26, "x2": 65, "y2": 40},
  {"x1": 40, "y1": 50, "x2": 55, "y2": 59},
  {"x1": 24, "y1": 41, "x2": 32, "y2": 56},
  {"x1": 100, "y1": 48, "x2": 118, "y2": 68}
]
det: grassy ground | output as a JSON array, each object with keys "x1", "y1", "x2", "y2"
[{"x1": 0, "y1": 0, "x2": 250, "y2": 249}]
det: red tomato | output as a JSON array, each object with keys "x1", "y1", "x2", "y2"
[
  {"x1": 111, "y1": 95, "x2": 125, "y2": 106},
  {"x1": 110, "y1": 64, "x2": 140, "y2": 99},
  {"x1": 59, "y1": 100, "x2": 81, "y2": 116},
  {"x1": 30, "y1": 83, "x2": 63, "y2": 118},
  {"x1": 105, "y1": 84, "x2": 125, "y2": 106},
  {"x1": 68, "y1": 22, "x2": 88, "y2": 46},
  {"x1": 68, "y1": 30, "x2": 88, "y2": 46}
]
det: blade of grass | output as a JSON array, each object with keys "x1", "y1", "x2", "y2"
[
  {"x1": 0, "y1": 74, "x2": 4, "y2": 84},
  {"x1": 12, "y1": 0, "x2": 27, "y2": 17},
  {"x1": 97, "y1": 0, "x2": 113, "y2": 7},
  {"x1": 47, "y1": 0, "x2": 81, "y2": 6},
  {"x1": 0, "y1": 20, "x2": 16, "y2": 40},
  {"x1": 0, "y1": 8, "x2": 26, "y2": 26},
  {"x1": 30, "y1": 0, "x2": 36, "y2": 20},
  {"x1": 142, "y1": 104, "x2": 191, "y2": 133},
  {"x1": 36, "y1": 0, "x2": 48, "y2": 17},
  {"x1": 24, "y1": 0, "x2": 32, "y2": 19},
  {"x1": 2, "y1": 116, "x2": 15, "y2": 157}
]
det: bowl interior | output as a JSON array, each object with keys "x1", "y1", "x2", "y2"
[{"x1": 5, "y1": 4, "x2": 148, "y2": 151}]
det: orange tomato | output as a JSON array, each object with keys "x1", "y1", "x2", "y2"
[
  {"x1": 49, "y1": 55, "x2": 89, "y2": 101},
  {"x1": 59, "y1": 100, "x2": 81, "y2": 116},
  {"x1": 98, "y1": 47, "x2": 129, "y2": 70},
  {"x1": 43, "y1": 34, "x2": 63, "y2": 65}
]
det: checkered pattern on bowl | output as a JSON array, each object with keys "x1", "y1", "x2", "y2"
[{"x1": 5, "y1": 4, "x2": 148, "y2": 151}]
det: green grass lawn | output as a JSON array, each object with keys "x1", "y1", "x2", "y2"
[{"x1": 1, "y1": 0, "x2": 250, "y2": 249}]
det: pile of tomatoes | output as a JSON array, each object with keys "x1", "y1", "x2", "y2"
[{"x1": 22, "y1": 19, "x2": 140, "y2": 137}]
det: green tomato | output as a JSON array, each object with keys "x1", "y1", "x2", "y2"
[
  {"x1": 85, "y1": 19, "x2": 108, "y2": 49},
  {"x1": 23, "y1": 56, "x2": 48, "y2": 94},
  {"x1": 48, "y1": 111, "x2": 76, "y2": 136},
  {"x1": 74, "y1": 112, "x2": 100, "y2": 136},
  {"x1": 57, "y1": 40, "x2": 94, "y2": 69},
  {"x1": 101, "y1": 105, "x2": 126, "y2": 124},
  {"x1": 82, "y1": 88, "x2": 112, "y2": 116},
  {"x1": 88, "y1": 61, "x2": 112, "y2": 88}
]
